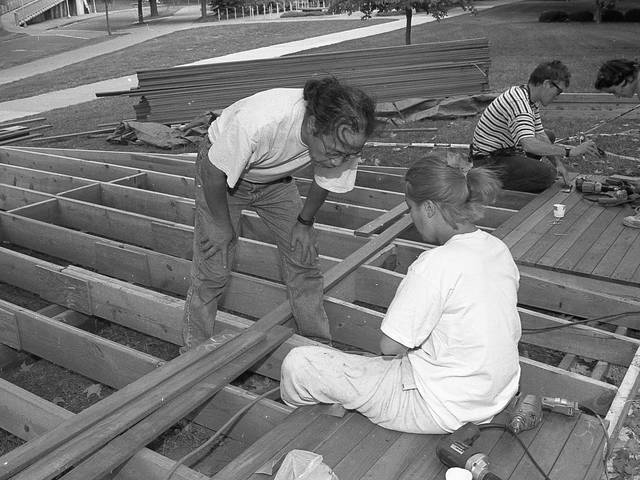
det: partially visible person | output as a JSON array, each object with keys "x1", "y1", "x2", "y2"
[
  {"x1": 596, "y1": 59, "x2": 640, "y2": 229},
  {"x1": 595, "y1": 59, "x2": 640, "y2": 100},
  {"x1": 182, "y1": 77, "x2": 377, "y2": 351},
  {"x1": 280, "y1": 157, "x2": 522, "y2": 434},
  {"x1": 470, "y1": 60, "x2": 599, "y2": 193}
]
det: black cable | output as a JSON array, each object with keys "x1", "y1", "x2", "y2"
[
  {"x1": 479, "y1": 423, "x2": 553, "y2": 480},
  {"x1": 522, "y1": 310, "x2": 640, "y2": 334},
  {"x1": 163, "y1": 386, "x2": 281, "y2": 480}
]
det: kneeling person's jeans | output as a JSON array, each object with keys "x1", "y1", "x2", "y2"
[{"x1": 471, "y1": 148, "x2": 557, "y2": 193}]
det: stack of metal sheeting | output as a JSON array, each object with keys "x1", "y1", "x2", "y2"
[{"x1": 131, "y1": 38, "x2": 490, "y2": 125}]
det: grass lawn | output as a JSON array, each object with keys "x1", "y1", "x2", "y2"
[
  {"x1": 0, "y1": 18, "x2": 391, "y2": 101},
  {"x1": 8, "y1": 0, "x2": 639, "y2": 177}
]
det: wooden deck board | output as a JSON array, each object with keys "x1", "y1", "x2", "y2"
[
  {"x1": 493, "y1": 181, "x2": 640, "y2": 287},
  {"x1": 222, "y1": 406, "x2": 604, "y2": 480}
]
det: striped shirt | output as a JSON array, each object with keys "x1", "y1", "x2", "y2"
[{"x1": 472, "y1": 85, "x2": 545, "y2": 154}]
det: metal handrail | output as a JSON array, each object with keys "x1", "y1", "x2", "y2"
[{"x1": 13, "y1": 0, "x2": 64, "y2": 25}]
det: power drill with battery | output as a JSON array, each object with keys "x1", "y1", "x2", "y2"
[
  {"x1": 575, "y1": 176, "x2": 640, "y2": 205},
  {"x1": 436, "y1": 423, "x2": 503, "y2": 480},
  {"x1": 507, "y1": 394, "x2": 579, "y2": 434}
]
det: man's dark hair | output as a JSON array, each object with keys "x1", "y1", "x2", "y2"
[
  {"x1": 303, "y1": 77, "x2": 377, "y2": 138},
  {"x1": 528, "y1": 60, "x2": 571, "y2": 87},
  {"x1": 595, "y1": 59, "x2": 640, "y2": 90}
]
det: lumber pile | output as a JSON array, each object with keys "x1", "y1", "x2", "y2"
[
  {"x1": 0, "y1": 326, "x2": 292, "y2": 479},
  {"x1": 0, "y1": 118, "x2": 51, "y2": 145},
  {"x1": 128, "y1": 38, "x2": 491, "y2": 125}
]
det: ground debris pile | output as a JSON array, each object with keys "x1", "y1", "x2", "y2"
[{"x1": 107, "y1": 120, "x2": 203, "y2": 149}]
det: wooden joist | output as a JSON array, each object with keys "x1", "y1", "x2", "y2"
[{"x1": 1, "y1": 146, "x2": 639, "y2": 479}]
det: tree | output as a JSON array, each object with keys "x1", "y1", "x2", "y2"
[
  {"x1": 329, "y1": 0, "x2": 475, "y2": 44},
  {"x1": 594, "y1": 0, "x2": 615, "y2": 23}
]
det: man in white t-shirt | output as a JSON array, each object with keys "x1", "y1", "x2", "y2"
[{"x1": 182, "y1": 78, "x2": 377, "y2": 350}]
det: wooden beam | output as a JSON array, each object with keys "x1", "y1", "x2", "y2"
[
  {"x1": 0, "y1": 184, "x2": 53, "y2": 211},
  {"x1": 1, "y1": 330, "x2": 268, "y2": 480},
  {"x1": 0, "y1": 163, "x2": 92, "y2": 195},
  {"x1": 605, "y1": 345, "x2": 640, "y2": 441},
  {"x1": 0, "y1": 148, "x2": 138, "y2": 182},
  {"x1": 0, "y1": 297, "x2": 292, "y2": 443},
  {"x1": 0, "y1": 380, "x2": 210, "y2": 480},
  {"x1": 58, "y1": 326, "x2": 292, "y2": 480},
  {"x1": 6, "y1": 146, "x2": 196, "y2": 177},
  {"x1": 520, "y1": 357, "x2": 617, "y2": 416}
]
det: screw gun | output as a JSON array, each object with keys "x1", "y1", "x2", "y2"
[
  {"x1": 508, "y1": 394, "x2": 579, "y2": 434},
  {"x1": 436, "y1": 423, "x2": 503, "y2": 480}
]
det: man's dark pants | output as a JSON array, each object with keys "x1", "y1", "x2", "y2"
[{"x1": 471, "y1": 150, "x2": 557, "y2": 193}]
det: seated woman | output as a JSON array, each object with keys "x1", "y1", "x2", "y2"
[{"x1": 279, "y1": 157, "x2": 522, "y2": 434}]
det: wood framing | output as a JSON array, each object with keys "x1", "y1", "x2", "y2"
[{"x1": 0, "y1": 146, "x2": 638, "y2": 480}]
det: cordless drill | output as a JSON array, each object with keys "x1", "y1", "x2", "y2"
[
  {"x1": 508, "y1": 394, "x2": 579, "y2": 434},
  {"x1": 436, "y1": 423, "x2": 503, "y2": 480}
]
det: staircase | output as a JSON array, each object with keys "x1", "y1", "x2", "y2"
[{"x1": 12, "y1": 0, "x2": 66, "y2": 25}]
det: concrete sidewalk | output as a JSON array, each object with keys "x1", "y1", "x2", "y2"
[{"x1": 0, "y1": 1, "x2": 516, "y2": 123}]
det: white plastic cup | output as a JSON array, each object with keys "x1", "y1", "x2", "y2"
[
  {"x1": 446, "y1": 467, "x2": 473, "y2": 480},
  {"x1": 553, "y1": 203, "x2": 566, "y2": 218}
]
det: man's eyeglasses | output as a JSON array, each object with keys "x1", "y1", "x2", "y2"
[
  {"x1": 319, "y1": 135, "x2": 362, "y2": 161},
  {"x1": 549, "y1": 80, "x2": 564, "y2": 95}
]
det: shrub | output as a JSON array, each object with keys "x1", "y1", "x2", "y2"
[
  {"x1": 539, "y1": 10, "x2": 568, "y2": 22},
  {"x1": 601, "y1": 9, "x2": 624, "y2": 21},
  {"x1": 567, "y1": 10, "x2": 593, "y2": 22},
  {"x1": 624, "y1": 8, "x2": 640, "y2": 22},
  {"x1": 280, "y1": 10, "x2": 327, "y2": 17}
]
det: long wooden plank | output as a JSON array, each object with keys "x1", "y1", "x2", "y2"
[
  {"x1": 554, "y1": 205, "x2": 622, "y2": 271},
  {"x1": 59, "y1": 326, "x2": 292, "y2": 480},
  {"x1": 520, "y1": 357, "x2": 617, "y2": 416},
  {"x1": 6, "y1": 330, "x2": 267, "y2": 480},
  {"x1": 358, "y1": 432, "x2": 431, "y2": 480},
  {"x1": 517, "y1": 192, "x2": 590, "y2": 265},
  {"x1": 612, "y1": 230, "x2": 640, "y2": 281},
  {"x1": 0, "y1": 299, "x2": 161, "y2": 389},
  {"x1": 537, "y1": 199, "x2": 607, "y2": 268},
  {"x1": 0, "y1": 380, "x2": 210, "y2": 480},
  {"x1": 297, "y1": 177, "x2": 405, "y2": 211},
  {"x1": 605, "y1": 345, "x2": 640, "y2": 442},
  {"x1": 591, "y1": 224, "x2": 640, "y2": 278},
  {"x1": 519, "y1": 308, "x2": 640, "y2": 366},
  {"x1": 332, "y1": 427, "x2": 401, "y2": 480},
  {"x1": 7, "y1": 146, "x2": 196, "y2": 177},
  {"x1": 0, "y1": 163, "x2": 92, "y2": 194},
  {"x1": 0, "y1": 295, "x2": 292, "y2": 443},
  {"x1": 547, "y1": 414, "x2": 606, "y2": 480},
  {"x1": 516, "y1": 265, "x2": 640, "y2": 327},
  {"x1": 0, "y1": 184, "x2": 53, "y2": 211},
  {"x1": 245, "y1": 409, "x2": 355, "y2": 480},
  {"x1": 492, "y1": 182, "x2": 566, "y2": 244},
  {"x1": 0, "y1": 148, "x2": 138, "y2": 181},
  {"x1": 211, "y1": 405, "x2": 328, "y2": 480},
  {"x1": 509, "y1": 189, "x2": 582, "y2": 261},
  {"x1": 0, "y1": 329, "x2": 265, "y2": 480},
  {"x1": 574, "y1": 206, "x2": 634, "y2": 275}
]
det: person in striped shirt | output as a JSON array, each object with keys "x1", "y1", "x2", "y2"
[{"x1": 470, "y1": 60, "x2": 599, "y2": 193}]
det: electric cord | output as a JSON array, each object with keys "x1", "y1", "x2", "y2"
[
  {"x1": 579, "y1": 405, "x2": 611, "y2": 480},
  {"x1": 521, "y1": 310, "x2": 640, "y2": 334},
  {"x1": 479, "y1": 423, "x2": 553, "y2": 480},
  {"x1": 163, "y1": 385, "x2": 281, "y2": 480}
]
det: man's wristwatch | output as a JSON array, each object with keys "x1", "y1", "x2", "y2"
[
  {"x1": 564, "y1": 147, "x2": 572, "y2": 158},
  {"x1": 297, "y1": 214, "x2": 315, "y2": 226}
]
